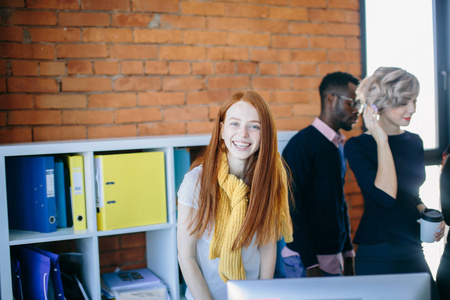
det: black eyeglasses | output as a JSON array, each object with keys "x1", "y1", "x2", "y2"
[{"x1": 334, "y1": 94, "x2": 363, "y2": 114}]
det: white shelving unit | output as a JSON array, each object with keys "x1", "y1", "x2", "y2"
[{"x1": 0, "y1": 131, "x2": 296, "y2": 299}]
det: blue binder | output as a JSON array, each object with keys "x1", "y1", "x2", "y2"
[
  {"x1": 27, "y1": 246, "x2": 65, "y2": 300},
  {"x1": 6, "y1": 156, "x2": 57, "y2": 233},
  {"x1": 63, "y1": 158, "x2": 74, "y2": 228},
  {"x1": 174, "y1": 148, "x2": 191, "y2": 192},
  {"x1": 54, "y1": 159, "x2": 68, "y2": 228},
  {"x1": 12, "y1": 246, "x2": 52, "y2": 300},
  {"x1": 11, "y1": 257, "x2": 23, "y2": 300}
]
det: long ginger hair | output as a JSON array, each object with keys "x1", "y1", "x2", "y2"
[{"x1": 189, "y1": 90, "x2": 291, "y2": 249}]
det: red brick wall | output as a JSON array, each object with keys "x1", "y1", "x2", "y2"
[
  {"x1": 0, "y1": 0, "x2": 361, "y2": 143},
  {"x1": 99, "y1": 233, "x2": 147, "y2": 273},
  {"x1": 0, "y1": 0, "x2": 363, "y2": 270}
]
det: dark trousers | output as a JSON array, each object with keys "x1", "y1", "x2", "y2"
[
  {"x1": 437, "y1": 243, "x2": 450, "y2": 300},
  {"x1": 355, "y1": 243, "x2": 440, "y2": 300}
]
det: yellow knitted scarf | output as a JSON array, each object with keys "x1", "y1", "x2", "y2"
[{"x1": 209, "y1": 152, "x2": 293, "y2": 283}]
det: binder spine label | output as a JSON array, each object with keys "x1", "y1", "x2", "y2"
[
  {"x1": 46, "y1": 169, "x2": 55, "y2": 198},
  {"x1": 72, "y1": 168, "x2": 83, "y2": 195},
  {"x1": 95, "y1": 157, "x2": 104, "y2": 208}
]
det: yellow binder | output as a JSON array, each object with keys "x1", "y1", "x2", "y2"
[
  {"x1": 67, "y1": 155, "x2": 87, "y2": 231},
  {"x1": 95, "y1": 152, "x2": 167, "y2": 231}
]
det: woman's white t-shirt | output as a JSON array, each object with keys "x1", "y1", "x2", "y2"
[{"x1": 177, "y1": 166, "x2": 261, "y2": 300}]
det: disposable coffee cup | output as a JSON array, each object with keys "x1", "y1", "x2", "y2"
[{"x1": 420, "y1": 208, "x2": 443, "y2": 243}]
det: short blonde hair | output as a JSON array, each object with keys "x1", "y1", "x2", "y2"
[{"x1": 356, "y1": 67, "x2": 420, "y2": 112}]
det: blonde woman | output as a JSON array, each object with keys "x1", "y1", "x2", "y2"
[{"x1": 345, "y1": 67, "x2": 444, "y2": 300}]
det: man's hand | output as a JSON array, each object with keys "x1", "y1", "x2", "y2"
[{"x1": 306, "y1": 266, "x2": 323, "y2": 277}]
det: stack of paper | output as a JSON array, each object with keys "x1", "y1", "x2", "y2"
[{"x1": 101, "y1": 268, "x2": 169, "y2": 300}]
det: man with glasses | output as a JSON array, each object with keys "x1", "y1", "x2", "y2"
[{"x1": 282, "y1": 72, "x2": 361, "y2": 277}]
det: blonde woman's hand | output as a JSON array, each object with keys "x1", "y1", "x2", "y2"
[
  {"x1": 434, "y1": 220, "x2": 446, "y2": 242},
  {"x1": 364, "y1": 105, "x2": 397, "y2": 198},
  {"x1": 363, "y1": 105, "x2": 387, "y2": 143}
]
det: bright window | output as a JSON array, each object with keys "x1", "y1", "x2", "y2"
[{"x1": 364, "y1": 0, "x2": 437, "y2": 150}]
